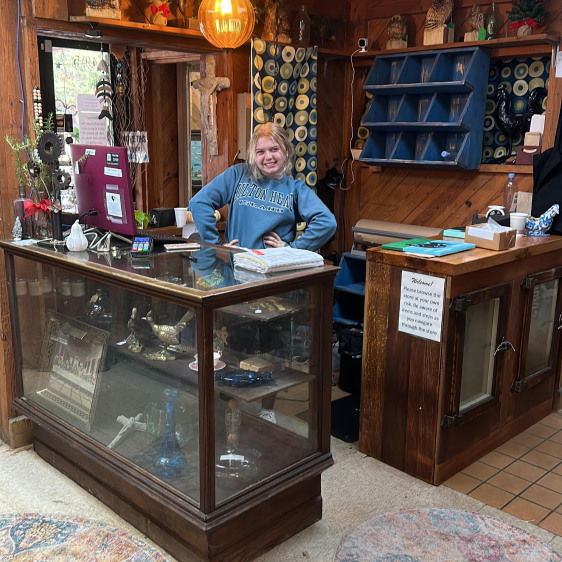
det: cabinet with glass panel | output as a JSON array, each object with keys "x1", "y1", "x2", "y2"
[
  {"x1": 1, "y1": 240, "x2": 337, "y2": 561},
  {"x1": 359, "y1": 237, "x2": 562, "y2": 485}
]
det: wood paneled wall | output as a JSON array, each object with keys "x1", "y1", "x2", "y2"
[{"x1": 336, "y1": 0, "x2": 562, "y2": 252}]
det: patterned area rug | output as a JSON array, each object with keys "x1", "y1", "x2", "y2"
[
  {"x1": 0, "y1": 513, "x2": 170, "y2": 560},
  {"x1": 335, "y1": 508, "x2": 561, "y2": 561}
]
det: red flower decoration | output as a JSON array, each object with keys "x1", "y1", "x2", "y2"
[{"x1": 151, "y1": 3, "x2": 170, "y2": 17}]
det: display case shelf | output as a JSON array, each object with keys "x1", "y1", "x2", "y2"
[{"x1": 359, "y1": 47, "x2": 490, "y2": 170}]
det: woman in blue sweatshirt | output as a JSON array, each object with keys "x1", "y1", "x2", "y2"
[
  {"x1": 189, "y1": 123, "x2": 336, "y2": 251},
  {"x1": 189, "y1": 123, "x2": 336, "y2": 423}
]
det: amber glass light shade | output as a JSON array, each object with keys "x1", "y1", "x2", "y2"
[{"x1": 198, "y1": 0, "x2": 255, "y2": 49}]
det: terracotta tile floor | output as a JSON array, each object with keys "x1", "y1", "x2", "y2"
[{"x1": 444, "y1": 412, "x2": 562, "y2": 537}]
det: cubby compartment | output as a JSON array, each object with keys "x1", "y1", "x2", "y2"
[
  {"x1": 367, "y1": 56, "x2": 406, "y2": 85},
  {"x1": 360, "y1": 131, "x2": 388, "y2": 161},
  {"x1": 425, "y1": 92, "x2": 470, "y2": 126},
  {"x1": 360, "y1": 46, "x2": 490, "y2": 169},
  {"x1": 426, "y1": 132, "x2": 470, "y2": 166},
  {"x1": 430, "y1": 51, "x2": 478, "y2": 84}
]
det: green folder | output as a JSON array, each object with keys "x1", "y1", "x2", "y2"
[{"x1": 381, "y1": 238, "x2": 435, "y2": 251}]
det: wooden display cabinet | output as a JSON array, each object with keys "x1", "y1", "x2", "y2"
[
  {"x1": 360, "y1": 236, "x2": 562, "y2": 485},
  {"x1": 1, "y1": 240, "x2": 337, "y2": 561}
]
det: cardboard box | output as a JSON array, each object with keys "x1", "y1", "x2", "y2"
[
  {"x1": 465, "y1": 225, "x2": 517, "y2": 251},
  {"x1": 524, "y1": 131, "x2": 541, "y2": 146},
  {"x1": 239, "y1": 357, "x2": 275, "y2": 372}
]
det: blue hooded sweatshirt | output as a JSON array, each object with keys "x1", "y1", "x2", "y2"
[{"x1": 189, "y1": 164, "x2": 336, "y2": 251}]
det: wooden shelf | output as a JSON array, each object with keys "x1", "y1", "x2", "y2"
[
  {"x1": 353, "y1": 33, "x2": 559, "y2": 67},
  {"x1": 69, "y1": 14, "x2": 203, "y2": 37}
]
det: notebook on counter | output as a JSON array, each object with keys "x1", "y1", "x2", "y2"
[
  {"x1": 402, "y1": 240, "x2": 476, "y2": 257},
  {"x1": 381, "y1": 238, "x2": 436, "y2": 251}
]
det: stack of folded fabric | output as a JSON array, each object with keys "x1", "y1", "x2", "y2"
[{"x1": 233, "y1": 247, "x2": 324, "y2": 274}]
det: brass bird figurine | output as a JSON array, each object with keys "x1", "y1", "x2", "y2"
[
  {"x1": 468, "y1": 4, "x2": 484, "y2": 30},
  {"x1": 387, "y1": 14, "x2": 407, "y2": 41},
  {"x1": 125, "y1": 307, "x2": 143, "y2": 353},
  {"x1": 425, "y1": 0, "x2": 454, "y2": 29},
  {"x1": 143, "y1": 309, "x2": 194, "y2": 361}
]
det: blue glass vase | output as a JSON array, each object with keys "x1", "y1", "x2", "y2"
[{"x1": 153, "y1": 388, "x2": 187, "y2": 479}]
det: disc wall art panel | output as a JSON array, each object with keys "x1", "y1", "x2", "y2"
[
  {"x1": 251, "y1": 39, "x2": 318, "y2": 187},
  {"x1": 482, "y1": 56, "x2": 549, "y2": 164}
]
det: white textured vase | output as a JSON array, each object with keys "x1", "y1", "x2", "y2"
[{"x1": 66, "y1": 220, "x2": 89, "y2": 252}]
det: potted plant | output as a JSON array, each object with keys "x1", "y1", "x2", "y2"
[{"x1": 507, "y1": 0, "x2": 546, "y2": 37}]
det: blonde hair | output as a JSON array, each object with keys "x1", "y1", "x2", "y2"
[{"x1": 247, "y1": 123, "x2": 295, "y2": 181}]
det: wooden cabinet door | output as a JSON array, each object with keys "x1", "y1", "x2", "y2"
[
  {"x1": 512, "y1": 266, "x2": 562, "y2": 394},
  {"x1": 438, "y1": 283, "x2": 511, "y2": 465}
]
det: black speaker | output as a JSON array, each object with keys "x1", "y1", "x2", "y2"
[{"x1": 149, "y1": 208, "x2": 175, "y2": 227}]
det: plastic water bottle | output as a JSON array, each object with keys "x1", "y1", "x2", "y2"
[{"x1": 503, "y1": 172, "x2": 518, "y2": 212}]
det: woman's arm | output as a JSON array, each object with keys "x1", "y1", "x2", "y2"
[
  {"x1": 189, "y1": 165, "x2": 242, "y2": 244},
  {"x1": 291, "y1": 183, "x2": 337, "y2": 251}
]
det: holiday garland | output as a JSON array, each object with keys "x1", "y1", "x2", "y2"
[{"x1": 507, "y1": 0, "x2": 546, "y2": 29}]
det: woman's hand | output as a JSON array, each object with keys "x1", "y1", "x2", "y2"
[
  {"x1": 263, "y1": 232, "x2": 287, "y2": 248},
  {"x1": 224, "y1": 239, "x2": 240, "y2": 247}
]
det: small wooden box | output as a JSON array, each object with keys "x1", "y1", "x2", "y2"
[
  {"x1": 423, "y1": 25, "x2": 454, "y2": 46},
  {"x1": 240, "y1": 357, "x2": 275, "y2": 372},
  {"x1": 386, "y1": 39, "x2": 408, "y2": 50}
]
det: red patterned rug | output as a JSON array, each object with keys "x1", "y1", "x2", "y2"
[
  {"x1": 335, "y1": 508, "x2": 561, "y2": 561},
  {"x1": 0, "y1": 513, "x2": 170, "y2": 560}
]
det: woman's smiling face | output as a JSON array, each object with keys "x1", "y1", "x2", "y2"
[{"x1": 254, "y1": 136, "x2": 287, "y2": 178}]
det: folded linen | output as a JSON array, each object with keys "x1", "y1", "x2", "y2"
[{"x1": 232, "y1": 247, "x2": 324, "y2": 274}]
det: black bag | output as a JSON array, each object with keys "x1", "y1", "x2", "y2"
[
  {"x1": 531, "y1": 102, "x2": 562, "y2": 235},
  {"x1": 338, "y1": 326, "x2": 363, "y2": 395}
]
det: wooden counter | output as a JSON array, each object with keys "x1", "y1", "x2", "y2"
[{"x1": 360, "y1": 235, "x2": 562, "y2": 484}]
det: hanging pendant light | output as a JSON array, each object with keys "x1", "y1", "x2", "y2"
[{"x1": 198, "y1": 0, "x2": 255, "y2": 49}]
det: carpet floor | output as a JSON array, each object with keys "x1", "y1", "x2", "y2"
[
  {"x1": 334, "y1": 507, "x2": 562, "y2": 561},
  {"x1": 0, "y1": 513, "x2": 169, "y2": 561}
]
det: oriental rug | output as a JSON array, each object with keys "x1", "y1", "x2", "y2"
[
  {"x1": 334, "y1": 507, "x2": 561, "y2": 562},
  {"x1": 0, "y1": 513, "x2": 171, "y2": 560}
]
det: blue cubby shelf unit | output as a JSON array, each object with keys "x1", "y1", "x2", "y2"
[
  {"x1": 359, "y1": 47, "x2": 490, "y2": 169},
  {"x1": 333, "y1": 253, "x2": 366, "y2": 327}
]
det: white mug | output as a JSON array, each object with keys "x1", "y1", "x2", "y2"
[{"x1": 194, "y1": 352, "x2": 221, "y2": 366}]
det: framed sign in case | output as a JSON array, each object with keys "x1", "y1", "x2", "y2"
[{"x1": 37, "y1": 311, "x2": 109, "y2": 429}]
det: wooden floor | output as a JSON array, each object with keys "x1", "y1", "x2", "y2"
[{"x1": 443, "y1": 411, "x2": 562, "y2": 537}]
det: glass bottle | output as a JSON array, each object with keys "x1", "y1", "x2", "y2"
[
  {"x1": 13, "y1": 186, "x2": 34, "y2": 239},
  {"x1": 503, "y1": 172, "x2": 518, "y2": 212},
  {"x1": 485, "y1": 2, "x2": 497, "y2": 40},
  {"x1": 292, "y1": 5, "x2": 311, "y2": 47}
]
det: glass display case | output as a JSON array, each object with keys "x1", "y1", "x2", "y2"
[{"x1": 1, "y1": 240, "x2": 337, "y2": 561}]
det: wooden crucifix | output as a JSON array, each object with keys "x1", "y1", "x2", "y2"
[{"x1": 192, "y1": 55, "x2": 230, "y2": 157}]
